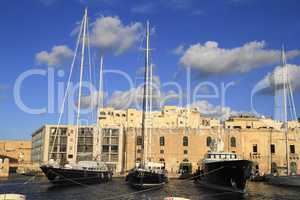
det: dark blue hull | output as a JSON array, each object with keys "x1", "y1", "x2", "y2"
[
  {"x1": 40, "y1": 165, "x2": 112, "y2": 185},
  {"x1": 195, "y1": 160, "x2": 252, "y2": 192},
  {"x1": 125, "y1": 169, "x2": 168, "y2": 189}
]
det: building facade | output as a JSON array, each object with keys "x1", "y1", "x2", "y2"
[
  {"x1": 31, "y1": 124, "x2": 124, "y2": 174},
  {"x1": 97, "y1": 107, "x2": 300, "y2": 175},
  {"x1": 31, "y1": 106, "x2": 300, "y2": 176},
  {"x1": 0, "y1": 140, "x2": 31, "y2": 163}
]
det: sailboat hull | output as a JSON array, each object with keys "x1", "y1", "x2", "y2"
[
  {"x1": 40, "y1": 165, "x2": 112, "y2": 185},
  {"x1": 195, "y1": 160, "x2": 252, "y2": 193},
  {"x1": 125, "y1": 169, "x2": 168, "y2": 189}
]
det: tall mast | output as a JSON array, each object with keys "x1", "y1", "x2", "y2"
[
  {"x1": 141, "y1": 21, "x2": 150, "y2": 167},
  {"x1": 97, "y1": 56, "x2": 104, "y2": 124},
  {"x1": 148, "y1": 63, "x2": 153, "y2": 161},
  {"x1": 75, "y1": 8, "x2": 88, "y2": 160},
  {"x1": 281, "y1": 45, "x2": 289, "y2": 175},
  {"x1": 96, "y1": 55, "x2": 104, "y2": 159},
  {"x1": 49, "y1": 9, "x2": 85, "y2": 161}
]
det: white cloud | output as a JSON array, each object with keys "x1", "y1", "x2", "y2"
[
  {"x1": 180, "y1": 41, "x2": 300, "y2": 75},
  {"x1": 108, "y1": 76, "x2": 180, "y2": 109},
  {"x1": 80, "y1": 91, "x2": 106, "y2": 109},
  {"x1": 190, "y1": 100, "x2": 238, "y2": 120},
  {"x1": 171, "y1": 44, "x2": 185, "y2": 55},
  {"x1": 90, "y1": 16, "x2": 142, "y2": 55},
  {"x1": 253, "y1": 64, "x2": 300, "y2": 95},
  {"x1": 35, "y1": 45, "x2": 73, "y2": 67}
]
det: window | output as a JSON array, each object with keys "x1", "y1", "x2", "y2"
[
  {"x1": 270, "y1": 144, "x2": 275, "y2": 154},
  {"x1": 137, "y1": 136, "x2": 143, "y2": 145},
  {"x1": 290, "y1": 145, "x2": 295, "y2": 154},
  {"x1": 160, "y1": 136, "x2": 165, "y2": 146},
  {"x1": 184, "y1": 150, "x2": 188, "y2": 154},
  {"x1": 252, "y1": 144, "x2": 258, "y2": 153},
  {"x1": 230, "y1": 137, "x2": 236, "y2": 147},
  {"x1": 206, "y1": 137, "x2": 212, "y2": 147},
  {"x1": 102, "y1": 145, "x2": 109, "y2": 153},
  {"x1": 183, "y1": 136, "x2": 188, "y2": 146},
  {"x1": 111, "y1": 146, "x2": 118, "y2": 153},
  {"x1": 160, "y1": 149, "x2": 164, "y2": 154}
]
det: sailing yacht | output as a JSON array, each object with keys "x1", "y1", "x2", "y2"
[
  {"x1": 194, "y1": 134, "x2": 252, "y2": 192},
  {"x1": 266, "y1": 47, "x2": 300, "y2": 187},
  {"x1": 40, "y1": 9, "x2": 112, "y2": 185},
  {"x1": 125, "y1": 21, "x2": 168, "y2": 189}
]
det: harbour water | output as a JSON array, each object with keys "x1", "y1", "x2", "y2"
[{"x1": 1, "y1": 175, "x2": 300, "y2": 200}]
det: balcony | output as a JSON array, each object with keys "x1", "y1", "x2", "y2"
[
  {"x1": 289, "y1": 153, "x2": 299, "y2": 160},
  {"x1": 250, "y1": 152, "x2": 261, "y2": 159}
]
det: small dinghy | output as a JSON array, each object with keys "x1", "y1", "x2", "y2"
[{"x1": 0, "y1": 194, "x2": 26, "y2": 200}]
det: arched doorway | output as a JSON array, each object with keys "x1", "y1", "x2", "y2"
[
  {"x1": 271, "y1": 162, "x2": 278, "y2": 175},
  {"x1": 178, "y1": 159, "x2": 192, "y2": 179},
  {"x1": 251, "y1": 161, "x2": 259, "y2": 175},
  {"x1": 290, "y1": 162, "x2": 297, "y2": 175}
]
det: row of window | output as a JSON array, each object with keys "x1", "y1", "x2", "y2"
[
  {"x1": 159, "y1": 136, "x2": 236, "y2": 147},
  {"x1": 139, "y1": 136, "x2": 238, "y2": 147},
  {"x1": 136, "y1": 136, "x2": 299, "y2": 154},
  {"x1": 253, "y1": 144, "x2": 296, "y2": 154}
]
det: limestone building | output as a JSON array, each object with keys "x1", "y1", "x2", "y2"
[
  {"x1": 97, "y1": 107, "x2": 300, "y2": 176},
  {"x1": 0, "y1": 140, "x2": 31, "y2": 163},
  {"x1": 31, "y1": 124, "x2": 124, "y2": 173},
  {"x1": 30, "y1": 106, "x2": 300, "y2": 176}
]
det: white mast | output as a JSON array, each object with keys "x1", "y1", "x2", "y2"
[
  {"x1": 96, "y1": 55, "x2": 104, "y2": 159},
  {"x1": 49, "y1": 8, "x2": 85, "y2": 162},
  {"x1": 75, "y1": 8, "x2": 88, "y2": 160},
  {"x1": 281, "y1": 46, "x2": 289, "y2": 175},
  {"x1": 141, "y1": 21, "x2": 150, "y2": 167},
  {"x1": 148, "y1": 63, "x2": 153, "y2": 161}
]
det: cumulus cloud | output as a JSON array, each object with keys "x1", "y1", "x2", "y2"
[
  {"x1": 180, "y1": 41, "x2": 300, "y2": 75},
  {"x1": 190, "y1": 100, "x2": 238, "y2": 120},
  {"x1": 89, "y1": 16, "x2": 142, "y2": 55},
  {"x1": 79, "y1": 91, "x2": 106, "y2": 109},
  {"x1": 35, "y1": 45, "x2": 73, "y2": 67},
  {"x1": 171, "y1": 44, "x2": 185, "y2": 55},
  {"x1": 108, "y1": 76, "x2": 181, "y2": 109},
  {"x1": 253, "y1": 64, "x2": 300, "y2": 95}
]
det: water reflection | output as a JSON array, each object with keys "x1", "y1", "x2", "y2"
[{"x1": 1, "y1": 176, "x2": 300, "y2": 200}]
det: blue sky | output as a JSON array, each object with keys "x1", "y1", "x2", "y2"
[{"x1": 1, "y1": 0, "x2": 300, "y2": 139}]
